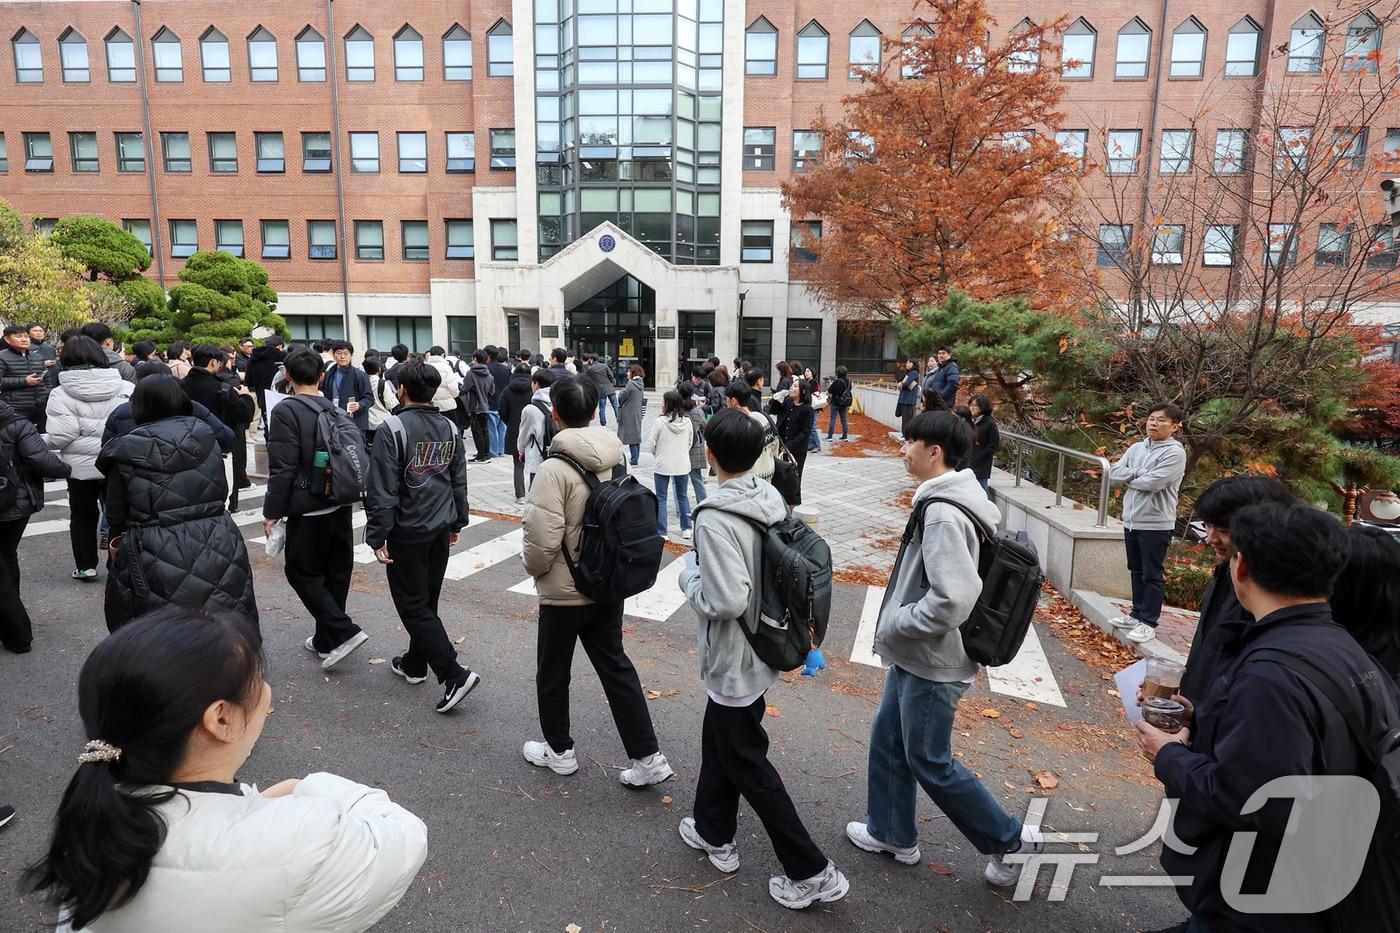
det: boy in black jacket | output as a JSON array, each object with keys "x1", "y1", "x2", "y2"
[
  {"x1": 262, "y1": 348, "x2": 367, "y2": 671},
  {"x1": 366, "y1": 361, "x2": 480, "y2": 714}
]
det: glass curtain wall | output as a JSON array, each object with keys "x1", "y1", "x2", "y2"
[{"x1": 535, "y1": 0, "x2": 723, "y2": 263}]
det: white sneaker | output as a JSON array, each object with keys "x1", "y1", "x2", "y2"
[
  {"x1": 1107, "y1": 615, "x2": 1137, "y2": 630},
  {"x1": 1127, "y1": 622, "x2": 1157, "y2": 643},
  {"x1": 678, "y1": 817, "x2": 739, "y2": 873},
  {"x1": 681, "y1": 528, "x2": 693, "y2": 540},
  {"x1": 769, "y1": 861, "x2": 850, "y2": 909},
  {"x1": 619, "y1": 752, "x2": 675, "y2": 787},
  {"x1": 845, "y1": 821, "x2": 921, "y2": 865},
  {"x1": 303, "y1": 636, "x2": 329, "y2": 660},
  {"x1": 522, "y1": 740, "x2": 579, "y2": 775},
  {"x1": 984, "y1": 824, "x2": 1045, "y2": 887},
  {"x1": 321, "y1": 631, "x2": 368, "y2": 670}
]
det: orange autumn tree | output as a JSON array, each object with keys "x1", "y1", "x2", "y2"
[{"x1": 782, "y1": 0, "x2": 1085, "y2": 321}]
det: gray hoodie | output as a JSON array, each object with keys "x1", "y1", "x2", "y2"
[
  {"x1": 680, "y1": 474, "x2": 788, "y2": 698},
  {"x1": 103, "y1": 347, "x2": 137, "y2": 383},
  {"x1": 1108, "y1": 436, "x2": 1187, "y2": 531},
  {"x1": 874, "y1": 468, "x2": 1002, "y2": 684}
]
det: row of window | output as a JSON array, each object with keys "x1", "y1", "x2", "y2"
[
  {"x1": 1092, "y1": 124, "x2": 1394, "y2": 176},
  {"x1": 1096, "y1": 222, "x2": 1398, "y2": 269},
  {"x1": 0, "y1": 130, "x2": 515, "y2": 175},
  {"x1": 109, "y1": 218, "x2": 514, "y2": 262},
  {"x1": 8, "y1": 21, "x2": 513, "y2": 85}
]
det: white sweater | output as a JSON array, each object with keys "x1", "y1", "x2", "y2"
[{"x1": 645, "y1": 414, "x2": 694, "y2": 476}]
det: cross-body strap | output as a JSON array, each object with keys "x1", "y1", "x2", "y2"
[{"x1": 1248, "y1": 648, "x2": 1377, "y2": 766}]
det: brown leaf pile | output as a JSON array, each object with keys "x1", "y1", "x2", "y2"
[{"x1": 1038, "y1": 583, "x2": 1139, "y2": 671}]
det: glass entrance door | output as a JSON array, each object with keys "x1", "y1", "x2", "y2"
[
  {"x1": 678, "y1": 311, "x2": 715, "y2": 379},
  {"x1": 566, "y1": 274, "x2": 656, "y2": 387}
]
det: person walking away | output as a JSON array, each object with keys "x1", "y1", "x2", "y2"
[
  {"x1": 262, "y1": 348, "x2": 368, "y2": 671},
  {"x1": 0, "y1": 325, "x2": 57, "y2": 431},
  {"x1": 517, "y1": 369, "x2": 556, "y2": 491},
  {"x1": 1136, "y1": 503, "x2": 1397, "y2": 931},
  {"x1": 584, "y1": 353, "x2": 619, "y2": 426},
  {"x1": 677, "y1": 384, "x2": 708, "y2": 506},
  {"x1": 779, "y1": 380, "x2": 814, "y2": 485},
  {"x1": 826, "y1": 366, "x2": 852, "y2": 440},
  {"x1": 724, "y1": 381, "x2": 777, "y2": 481},
  {"x1": 98, "y1": 376, "x2": 259, "y2": 634},
  {"x1": 895, "y1": 360, "x2": 920, "y2": 438},
  {"x1": 321, "y1": 342, "x2": 373, "y2": 438},
  {"x1": 0, "y1": 399, "x2": 70, "y2": 652},
  {"x1": 520, "y1": 376, "x2": 674, "y2": 786},
  {"x1": 211, "y1": 347, "x2": 255, "y2": 510},
  {"x1": 421, "y1": 346, "x2": 461, "y2": 425},
  {"x1": 244, "y1": 336, "x2": 286, "y2": 432},
  {"x1": 45, "y1": 337, "x2": 133, "y2": 582},
  {"x1": 26, "y1": 608, "x2": 427, "y2": 932},
  {"x1": 487, "y1": 346, "x2": 512, "y2": 456},
  {"x1": 82, "y1": 323, "x2": 136, "y2": 383},
  {"x1": 845, "y1": 411, "x2": 1043, "y2": 887},
  {"x1": 930, "y1": 348, "x2": 960, "y2": 409},
  {"x1": 1106, "y1": 403, "x2": 1187, "y2": 644},
  {"x1": 677, "y1": 408, "x2": 850, "y2": 909},
  {"x1": 966, "y1": 395, "x2": 1000, "y2": 491},
  {"x1": 645, "y1": 390, "x2": 695, "y2": 540},
  {"x1": 184, "y1": 346, "x2": 256, "y2": 510},
  {"x1": 499, "y1": 364, "x2": 535, "y2": 501},
  {"x1": 462, "y1": 351, "x2": 496, "y2": 462},
  {"x1": 365, "y1": 362, "x2": 480, "y2": 713},
  {"x1": 616, "y1": 364, "x2": 646, "y2": 465},
  {"x1": 363, "y1": 358, "x2": 396, "y2": 451},
  {"x1": 705, "y1": 369, "x2": 728, "y2": 417}
]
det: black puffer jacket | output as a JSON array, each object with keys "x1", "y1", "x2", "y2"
[
  {"x1": 498, "y1": 371, "x2": 534, "y2": 455},
  {"x1": 0, "y1": 400, "x2": 70, "y2": 522},
  {"x1": 97, "y1": 416, "x2": 258, "y2": 634},
  {"x1": 0, "y1": 345, "x2": 56, "y2": 416}
]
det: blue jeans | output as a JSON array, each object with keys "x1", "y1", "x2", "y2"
[
  {"x1": 1124, "y1": 529, "x2": 1172, "y2": 627},
  {"x1": 597, "y1": 394, "x2": 619, "y2": 426},
  {"x1": 827, "y1": 405, "x2": 849, "y2": 438},
  {"x1": 808, "y1": 421, "x2": 821, "y2": 452},
  {"x1": 487, "y1": 410, "x2": 505, "y2": 457},
  {"x1": 688, "y1": 468, "x2": 708, "y2": 505},
  {"x1": 629, "y1": 443, "x2": 640, "y2": 465},
  {"x1": 653, "y1": 473, "x2": 692, "y2": 535},
  {"x1": 865, "y1": 666, "x2": 1021, "y2": 854}
]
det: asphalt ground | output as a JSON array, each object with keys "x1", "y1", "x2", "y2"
[{"x1": 0, "y1": 492, "x2": 1188, "y2": 932}]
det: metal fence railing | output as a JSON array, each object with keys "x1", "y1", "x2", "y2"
[{"x1": 1002, "y1": 430, "x2": 1113, "y2": 528}]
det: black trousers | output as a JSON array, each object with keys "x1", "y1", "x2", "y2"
[
  {"x1": 386, "y1": 530, "x2": 465, "y2": 684},
  {"x1": 469, "y1": 412, "x2": 490, "y2": 459},
  {"x1": 1125, "y1": 529, "x2": 1173, "y2": 627},
  {"x1": 513, "y1": 454, "x2": 527, "y2": 499},
  {"x1": 228, "y1": 424, "x2": 250, "y2": 510},
  {"x1": 694, "y1": 696, "x2": 827, "y2": 881},
  {"x1": 67, "y1": 478, "x2": 102, "y2": 572},
  {"x1": 285, "y1": 509, "x2": 361, "y2": 651},
  {"x1": 536, "y1": 600, "x2": 658, "y2": 759},
  {"x1": 0, "y1": 517, "x2": 31, "y2": 650}
]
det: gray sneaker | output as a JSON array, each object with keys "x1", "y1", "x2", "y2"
[
  {"x1": 845, "y1": 821, "x2": 921, "y2": 865},
  {"x1": 769, "y1": 861, "x2": 849, "y2": 909},
  {"x1": 321, "y1": 631, "x2": 368, "y2": 671},
  {"x1": 985, "y1": 824, "x2": 1045, "y2": 887},
  {"x1": 619, "y1": 752, "x2": 675, "y2": 788},
  {"x1": 678, "y1": 817, "x2": 739, "y2": 873}
]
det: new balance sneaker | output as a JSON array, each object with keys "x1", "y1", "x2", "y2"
[
  {"x1": 1127, "y1": 622, "x2": 1158, "y2": 644},
  {"x1": 71, "y1": 568, "x2": 97, "y2": 582},
  {"x1": 769, "y1": 861, "x2": 849, "y2": 909},
  {"x1": 321, "y1": 631, "x2": 368, "y2": 671},
  {"x1": 303, "y1": 636, "x2": 329, "y2": 660},
  {"x1": 844, "y1": 821, "x2": 921, "y2": 865},
  {"x1": 984, "y1": 824, "x2": 1045, "y2": 887},
  {"x1": 522, "y1": 740, "x2": 579, "y2": 775},
  {"x1": 435, "y1": 670, "x2": 480, "y2": 713},
  {"x1": 619, "y1": 752, "x2": 675, "y2": 787},
  {"x1": 391, "y1": 656, "x2": 427, "y2": 685},
  {"x1": 678, "y1": 817, "x2": 739, "y2": 873},
  {"x1": 1107, "y1": 615, "x2": 1137, "y2": 630}
]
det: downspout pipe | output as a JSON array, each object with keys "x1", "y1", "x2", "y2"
[
  {"x1": 326, "y1": 0, "x2": 352, "y2": 340},
  {"x1": 131, "y1": 0, "x2": 165, "y2": 287}
]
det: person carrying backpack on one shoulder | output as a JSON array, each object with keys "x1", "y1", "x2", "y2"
[
  {"x1": 517, "y1": 368, "x2": 556, "y2": 491},
  {"x1": 676, "y1": 407, "x2": 849, "y2": 910},
  {"x1": 519, "y1": 375, "x2": 674, "y2": 787},
  {"x1": 845, "y1": 412, "x2": 1044, "y2": 886}
]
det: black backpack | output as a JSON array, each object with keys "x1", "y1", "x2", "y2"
[
  {"x1": 1249, "y1": 649, "x2": 1400, "y2": 929},
  {"x1": 550, "y1": 452, "x2": 663, "y2": 602},
  {"x1": 723, "y1": 514, "x2": 832, "y2": 671},
  {"x1": 529, "y1": 401, "x2": 558, "y2": 455},
  {"x1": 293, "y1": 395, "x2": 367, "y2": 506},
  {"x1": 899, "y1": 496, "x2": 1043, "y2": 667},
  {"x1": 834, "y1": 381, "x2": 854, "y2": 408}
]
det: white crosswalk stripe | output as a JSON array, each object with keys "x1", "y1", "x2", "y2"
[
  {"x1": 850, "y1": 585, "x2": 884, "y2": 668},
  {"x1": 506, "y1": 555, "x2": 691, "y2": 622},
  {"x1": 443, "y1": 528, "x2": 524, "y2": 580}
]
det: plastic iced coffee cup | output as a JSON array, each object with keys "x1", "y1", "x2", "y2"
[
  {"x1": 1142, "y1": 697, "x2": 1186, "y2": 733},
  {"x1": 1143, "y1": 657, "x2": 1185, "y2": 701}
]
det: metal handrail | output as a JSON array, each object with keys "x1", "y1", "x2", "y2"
[{"x1": 1002, "y1": 430, "x2": 1113, "y2": 528}]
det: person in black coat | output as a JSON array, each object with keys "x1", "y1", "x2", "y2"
[
  {"x1": 98, "y1": 376, "x2": 258, "y2": 635},
  {"x1": 497, "y1": 365, "x2": 534, "y2": 501},
  {"x1": 0, "y1": 325, "x2": 57, "y2": 430},
  {"x1": 185, "y1": 344, "x2": 257, "y2": 508},
  {"x1": 966, "y1": 395, "x2": 1000, "y2": 490},
  {"x1": 244, "y1": 336, "x2": 286, "y2": 430},
  {"x1": 102, "y1": 361, "x2": 236, "y2": 453},
  {"x1": 826, "y1": 366, "x2": 852, "y2": 440},
  {"x1": 779, "y1": 380, "x2": 815, "y2": 485},
  {"x1": 0, "y1": 400, "x2": 71, "y2": 651},
  {"x1": 321, "y1": 342, "x2": 373, "y2": 435}
]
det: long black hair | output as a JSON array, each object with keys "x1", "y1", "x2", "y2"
[
  {"x1": 58, "y1": 335, "x2": 109, "y2": 369},
  {"x1": 1331, "y1": 524, "x2": 1400, "y2": 670},
  {"x1": 27, "y1": 608, "x2": 265, "y2": 929},
  {"x1": 130, "y1": 375, "x2": 193, "y2": 425}
]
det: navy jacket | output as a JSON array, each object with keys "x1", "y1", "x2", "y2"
[
  {"x1": 930, "y1": 359, "x2": 961, "y2": 408},
  {"x1": 897, "y1": 370, "x2": 921, "y2": 408},
  {"x1": 321, "y1": 364, "x2": 373, "y2": 434},
  {"x1": 1178, "y1": 562, "x2": 1250, "y2": 703},
  {"x1": 364, "y1": 405, "x2": 469, "y2": 548},
  {"x1": 1155, "y1": 603, "x2": 1389, "y2": 931}
]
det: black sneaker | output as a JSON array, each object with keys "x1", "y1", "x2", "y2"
[
  {"x1": 435, "y1": 670, "x2": 480, "y2": 713},
  {"x1": 391, "y1": 656, "x2": 427, "y2": 685},
  {"x1": 0, "y1": 804, "x2": 14, "y2": 830}
]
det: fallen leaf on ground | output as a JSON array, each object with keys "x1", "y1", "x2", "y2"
[
  {"x1": 929, "y1": 861, "x2": 953, "y2": 876},
  {"x1": 981, "y1": 708, "x2": 1001, "y2": 719},
  {"x1": 1034, "y1": 771, "x2": 1060, "y2": 790},
  {"x1": 660, "y1": 795, "x2": 673, "y2": 804},
  {"x1": 368, "y1": 658, "x2": 386, "y2": 664},
  {"x1": 1008, "y1": 728, "x2": 1023, "y2": 739},
  {"x1": 455, "y1": 635, "x2": 466, "y2": 644},
  {"x1": 766, "y1": 705, "x2": 781, "y2": 717},
  {"x1": 566, "y1": 925, "x2": 582, "y2": 933}
]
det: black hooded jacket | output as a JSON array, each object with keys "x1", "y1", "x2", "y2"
[
  {"x1": 0, "y1": 400, "x2": 70, "y2": 522},
  {"x1": 498, "y1": 371, "x2": 534, "y2": 454}
]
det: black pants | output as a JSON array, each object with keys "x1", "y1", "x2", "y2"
[
  {"x1": 386, "y1": 530, "x2": 465, "y2": 684},
  {"x1": 513, "y1": 454, "x2": 526, "y2": 499},
  {"x1": 0, "y1": 517, "x2": 31, "y2": 650},
  {"x1": 694, "y1": 696, "x2": 827, "y2": 880},
  {"x1": 228, "y1": 424, "x2": 250, "y2": 510},
  {"x1": 536, "y1": 600, "x2": 658, "y2": 759},
  {"x1": 469, "y1": 412, "x2": 490, "y2": 459},
  {"x1": 789, "y1": 445, "x2": 809, "y2": 482},
  {"x1": 1125, "y1": 529, "x2": 1173, "y2": 627},
  {"x1": 68, "y1": 478, "x2": 102, "y2": 572},
  {"x1": 285, "y1": 508, "x2": 361, "y2": 651}
]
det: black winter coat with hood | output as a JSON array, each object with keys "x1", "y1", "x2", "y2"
[
  {"x1": 97, "y1": 415, "x2": 258, "y2": 634},
  {"x1": 0, "y1": 400, "x2": 70, "y2": 522},
  {"x1": 498, "y1": 370, "x2": 535, "y2": 454}
]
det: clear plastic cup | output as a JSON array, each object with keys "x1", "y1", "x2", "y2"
[
  {"x1": 1144, "y1": 657, "x2": 1185, "y2": 701},
  {"x1": 1142, "y1": 697, "x2": 1186, "y2": 733}
]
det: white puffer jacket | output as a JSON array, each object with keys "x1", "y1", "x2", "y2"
[
  {"x1": 57, "y1": 772, "x2": 428, "y2": 933},
  {"x1": 45, "y1": 367, "x2": 134, "y2": 480},
  {"x1": 423, "y1": 355, "x2": 461, "y2": 413},
  {"x1": 645, "y1": 413, "x2": 694, "y2": 477}
]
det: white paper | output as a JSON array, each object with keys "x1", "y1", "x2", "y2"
[
  {"x1": 263, "y1": 387, "x2": 289, "y2": 417},
  {"x1": 1115, "y1": 659, "x2": 1147, "y2": 724}
]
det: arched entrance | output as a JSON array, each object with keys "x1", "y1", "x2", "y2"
[{"x1": 567, "y1": 274, "x2": 655, "y2": 387}]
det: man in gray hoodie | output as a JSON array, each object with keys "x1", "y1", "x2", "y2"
[
  {"x1": 844, "y1": 411, "x2": 1043, "y2": 888},
  {"x1": 1107, "y1": 403, "x2": 1188, "y2": 645},
  {"x1": 678, "y1": 408, "x2": 849, "y2": 910}
]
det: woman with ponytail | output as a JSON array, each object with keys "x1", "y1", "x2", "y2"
[{"x1": 28, "y1": 607, "x2": 427, "y2": 932}]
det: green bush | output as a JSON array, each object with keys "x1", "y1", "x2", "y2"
[{"x1": 1164, "y1": 539, "x2": 1216, "y2": 612}]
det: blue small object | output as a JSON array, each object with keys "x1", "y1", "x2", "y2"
[{"x1": 800, "y1": 647, "x2": 826, "y2": 677}]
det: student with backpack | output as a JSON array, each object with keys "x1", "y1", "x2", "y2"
[
  {"x1": 519, "y1": 376, "x2": 673, "y2": 787},
  {"x1": 517, "y1": 369, "x2": 556, "y2": 491},
  {"x1": 826, "y1": 366, "x2": 852, "y2": 441},
  {"x1": 845, "y1": 412, "x2": 1042, "y2": 887},
  {"x1": 262, "y1": 348, "x2": 369, "y2": 672},
  {"x1": 499, "y1": 364, "x2": 535, "y2": 502},
  {"x1": 677, "y1": 407, "x2": 849, "y2": 910}
]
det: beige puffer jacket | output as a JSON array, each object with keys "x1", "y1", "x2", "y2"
[{"x1": 521, "y1": 426, "x2": 626, "y2": 605}]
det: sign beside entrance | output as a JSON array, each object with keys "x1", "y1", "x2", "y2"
[
  {"x1": 541, "y1": 325, "x2": 560, "y2": 338},
  {"x1": 656, "y1": 325, "x2": 675, "y2": 340}
]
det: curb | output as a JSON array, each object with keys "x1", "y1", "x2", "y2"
[{"x1": 1069, "y1": 588, "x2": 1187, "y2": 665}]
